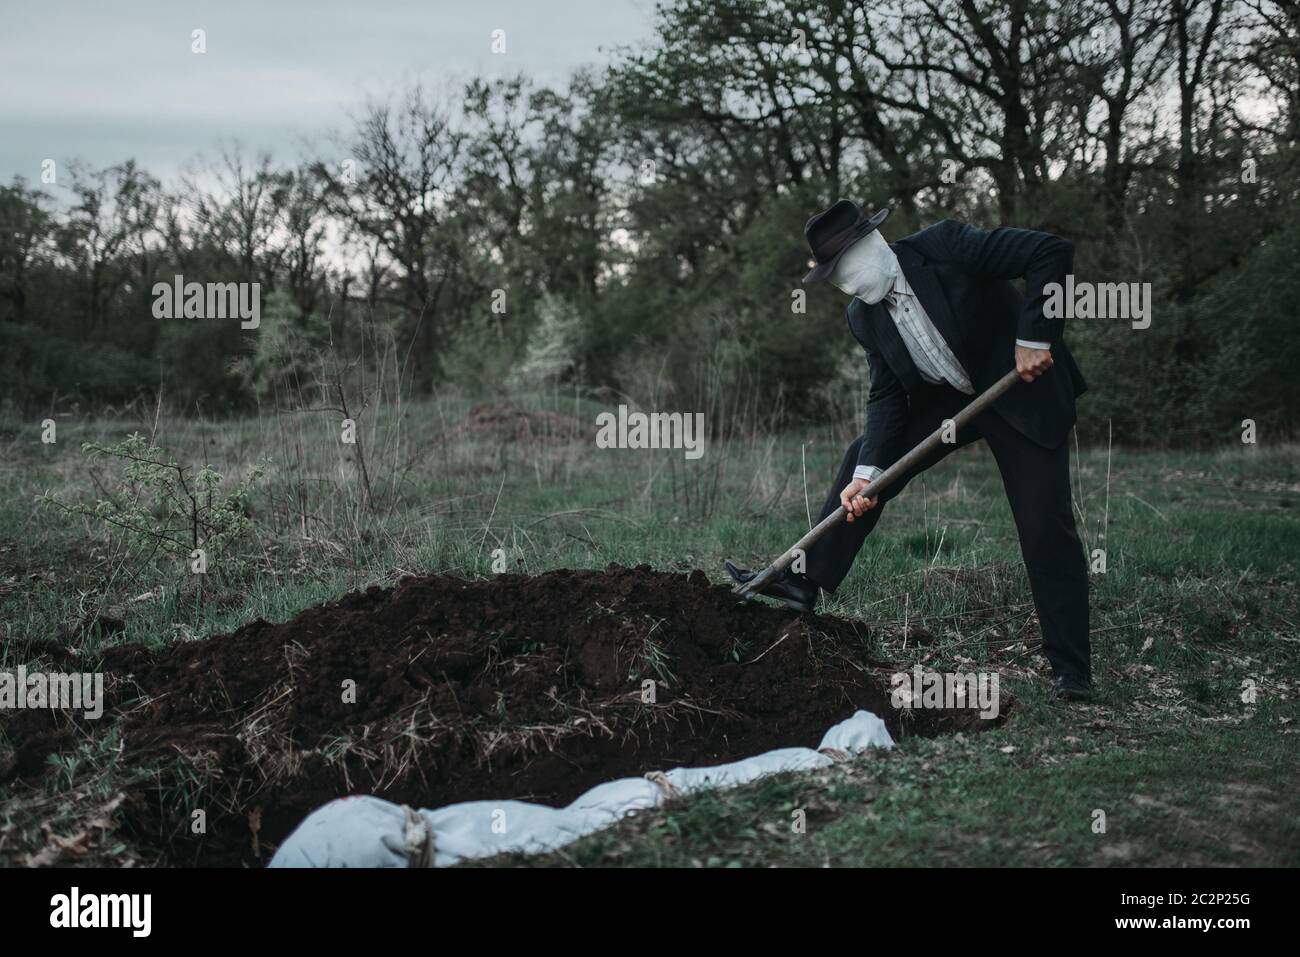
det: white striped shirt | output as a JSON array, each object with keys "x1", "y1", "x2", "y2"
[{"x1": 885, "y1": 269, "x2": 973, "y2": 395}]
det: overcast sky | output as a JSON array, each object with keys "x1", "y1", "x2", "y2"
[{"x1": 0, "y1": 0, "x2": 658, "y2": 185}]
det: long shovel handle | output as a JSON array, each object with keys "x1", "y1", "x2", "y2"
[{"x1": 735, "y1": 369, "x2": 1023, "y2": 599}]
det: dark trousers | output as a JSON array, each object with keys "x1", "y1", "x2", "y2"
[{"x1": 805, "y1": 383, "x2": 1091, "y2": 682}]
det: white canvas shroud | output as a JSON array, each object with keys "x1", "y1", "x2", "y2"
[{"x1": 269, "y1": 710, "x2": 894, "y2": 868}]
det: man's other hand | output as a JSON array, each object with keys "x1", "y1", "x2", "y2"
[
  {"x1": 840, "y1": 478, "x2": 878, "y2": 522},
  {"x1": 1015, "y1": 344, "x2": 1053, "y2": 382}
]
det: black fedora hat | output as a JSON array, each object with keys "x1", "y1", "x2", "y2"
[{"x1": 802, "y1": 200, "x2": 891, "y2": 284}]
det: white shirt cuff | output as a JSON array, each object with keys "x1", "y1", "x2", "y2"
[
  {"x1": 1016, "y1": 339, "x2": 1051, "y2": 350},
  {"x1": 853, "y1": 465, "x2": 882, "y2": 482}
]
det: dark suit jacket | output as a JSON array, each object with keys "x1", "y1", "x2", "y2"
[{"x1": 846, "y1": 219, "x2": 1087, "y2": 471}]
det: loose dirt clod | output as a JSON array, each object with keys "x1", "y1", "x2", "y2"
[{"x1": 1, "y1": 565, "x2": 1005, "y2": 866}]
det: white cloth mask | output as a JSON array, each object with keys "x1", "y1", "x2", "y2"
[{"x1": 828, "y1": 230, "x2": 897, "y2": 304}]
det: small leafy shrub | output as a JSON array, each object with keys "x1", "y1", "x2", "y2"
[{"x1": 40, "y1": 432, "x2": 264, "y2": 579}]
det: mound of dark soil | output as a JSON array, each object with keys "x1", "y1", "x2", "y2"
[
  {"x1": 437, "y1": 402, "x2": 584, "y2": 446},
  {"x1": 2, "y1": 566, "x2": 1004, "y2": 866}
]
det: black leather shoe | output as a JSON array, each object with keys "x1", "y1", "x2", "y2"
[
  {"x1": 724, "y1": 560, "x2": 819, "y2": 613},
  {"x1": 1052, "y1": 674, "x2": 1093, "y2": 702}
]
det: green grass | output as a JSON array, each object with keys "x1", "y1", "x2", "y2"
[
  {"x1": 0, "y1": 396, "x2": 1296, "y2": 866},
  {"x1": 481, "y1": 717, "x2": 1296, "y2": 868}
]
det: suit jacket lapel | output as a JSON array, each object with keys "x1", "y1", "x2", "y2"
[
  {"x1": 848, "y1": 297, "x2": 922, "y2": 391},
  {"x1": 899, "y1": 255, "x2": 965, "y2": 366}
]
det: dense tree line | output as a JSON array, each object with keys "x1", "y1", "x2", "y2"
[{"x1": 2, "y1": 0, "x2": 1297, "y2": 442}]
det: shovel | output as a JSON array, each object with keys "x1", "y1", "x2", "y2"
[{"x1": 734, "y1": 369, "x2": 1022, "y2": 602}]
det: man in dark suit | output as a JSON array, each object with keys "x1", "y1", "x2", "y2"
[{"x1": 726, "y1": 201, "x2": 1092, "y2": 699}]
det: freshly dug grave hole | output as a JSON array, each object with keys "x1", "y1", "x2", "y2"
[{"x1": 3, "y1": 566, "x2": 1006, "y2": 866}]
